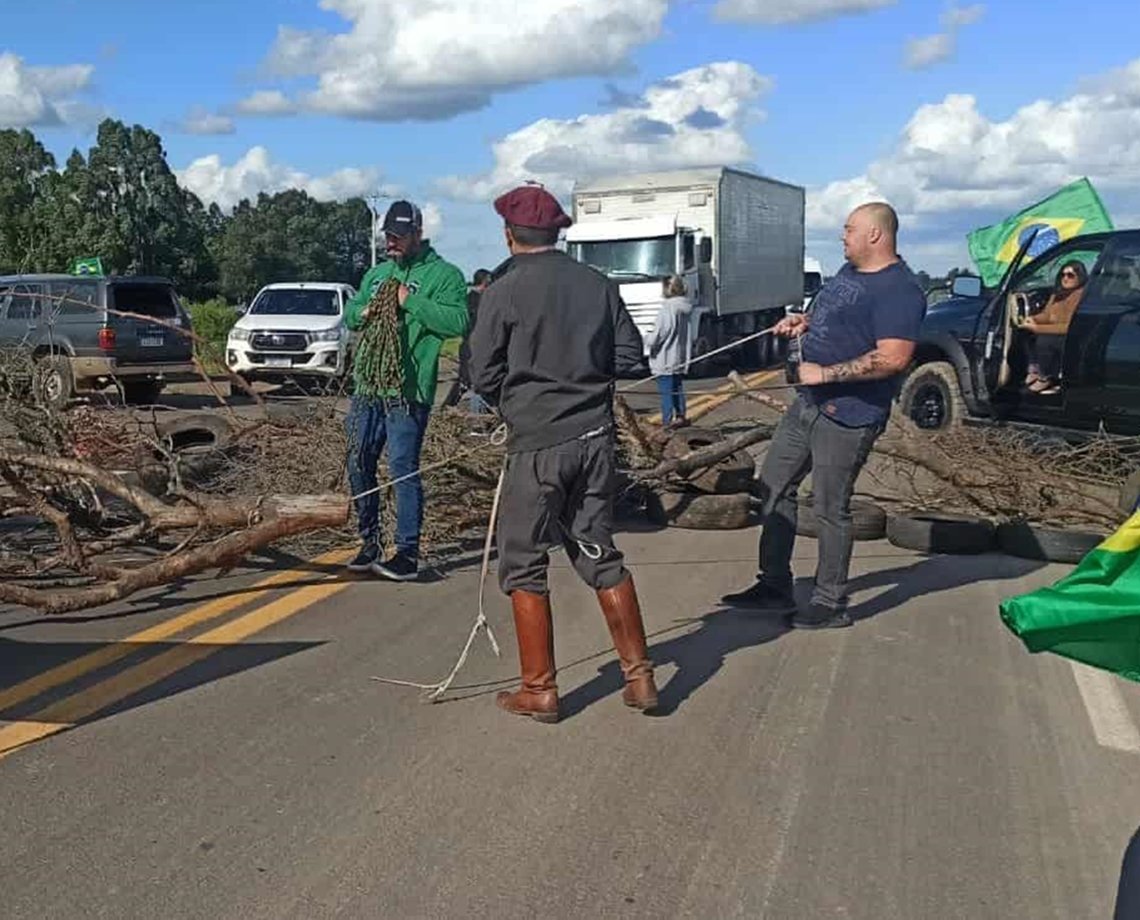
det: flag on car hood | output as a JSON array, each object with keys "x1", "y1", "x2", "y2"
[
  {"x1": 967, "y1": 178, "x2": 1113, "y2": 288},
  {"x1": 1000, "y1": 512, "x2": 1140, "y2": 681}
]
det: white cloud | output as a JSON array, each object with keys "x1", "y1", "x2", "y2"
[
  {"x1": 176, "y1": 146, "x2": 393, "y2": 211},
  {"x1": 713, "y1": 0, "x2": 894, "y2": 25},
  {"x1": 179, "y1": 106, "x2": 235, "y2": 136},
  {"x1": 244, "y1": 0, "x2": 668, "y2": 120},
  {"x1": 805, "y1": 54, "x2": 1140, "y2": 269},
  {"x1": 0, "y1": 53, "x2": 96, "y2": 128},
  {"x1": 904, "y1": 33, "x2": 956, "y2": 70},
  {"x1": 420, "y1": 201, "x2": 443, "y2": 240},
  {"x1": 233, "y1": 90, "x2": 296, "y2": 116},
  {"x1": 438, "y1": 61, "x2": 771, "y2": 201},
  {"x1": 904, "y1": 4, "x2": 985, "y2": 71}
]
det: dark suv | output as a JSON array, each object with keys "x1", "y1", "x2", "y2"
[
  {"x1": 897, "y1": 230, "x2": 1140, "y2": 436},
  {"x1": 0, "y1": 274, "x2": 197, "y2": 406}
]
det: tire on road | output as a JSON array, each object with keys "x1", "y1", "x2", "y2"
[
  {"x1": 645, "y1": 489, "x2": 755, "y2": 530},
  {"x1": 153, "y1": 414, "x2": 237, "y2": 489},
  {"x1": 897, "y1": 361, "x2": 964, "y2": 432},
  {"x1": 996, "y1": 521, "x2": 1106, "y2": 565},
  {"x1": 886, "y1": 511, "x2": 997, "y2": 555},
  {"x1": 663, "y1": 428, "x2": 755, "y2": 494},
  {"x1": 796, "y1": 496, "x2": 887, "y2": 541}
]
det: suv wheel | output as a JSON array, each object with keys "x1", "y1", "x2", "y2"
[
  {"x1": 33, "y1": 354, "x2": 75, "y2": 408},
  {"x1": 898, "y1": 361, "x2": 964, "y2": 431}
]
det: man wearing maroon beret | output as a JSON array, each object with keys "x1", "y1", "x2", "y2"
[{"x1": 468, "y1": 183, "x2": 658, "y2": 723}]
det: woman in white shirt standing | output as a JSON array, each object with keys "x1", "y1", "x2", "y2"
[{"x1": 645, "y1": 274, "x2": 693, "y2": 429}]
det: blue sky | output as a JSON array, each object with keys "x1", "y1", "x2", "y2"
[{"x1": 4, "y1": 0, "x2": 1140, "y2": 278}]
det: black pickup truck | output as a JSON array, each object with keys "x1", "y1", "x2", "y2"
[{"x1": 896, "y1": 229, "x2": 1140, "y2": 436}]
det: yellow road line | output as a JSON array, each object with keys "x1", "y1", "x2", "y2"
[
  {"x1": 0, "y1": 575, "x2": 352, "y2": 759},
  {"x1": 647, "y1": 368, "x2": 777, "y2": 425},
  {"x1": 0, "y1": 548, "x2": 352, "y2": 717}
]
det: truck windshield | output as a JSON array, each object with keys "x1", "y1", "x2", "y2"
[
  {"x1": 569, "y1": 237, "x2": 674, "y2": 280},
  {"x1": 250, "y1": 289, "x2": 339, "y2": 316}
]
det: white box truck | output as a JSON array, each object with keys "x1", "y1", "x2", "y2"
[{"x1": 566, "y1": 167, "x2": 806, "y2": 369}]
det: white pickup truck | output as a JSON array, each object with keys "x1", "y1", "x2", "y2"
[{"x1": 225, "y1": 282, "x2": 356, "y2": 387}]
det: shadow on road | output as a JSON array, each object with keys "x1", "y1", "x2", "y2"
[
  {"x1": 843, "y1": 551, "x2": 1047, "y2": 623},
  {"x1": 0, "y1": 636, "x2": 322, "y2": 727},
  {"x1": 558, "y1": 607, "x2": 789, "y2": 721}
]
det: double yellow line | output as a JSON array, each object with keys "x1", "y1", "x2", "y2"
[
  {"x1": 646, "y1": 368, "x2": 778, "y2": 426},
  {"x1": 0, "y1": 549, "x2": 353, "y2": 759}
]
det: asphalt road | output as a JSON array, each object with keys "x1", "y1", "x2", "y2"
[{"x1": 3, "y1": 378, "x2": 1139, "y2": 919}]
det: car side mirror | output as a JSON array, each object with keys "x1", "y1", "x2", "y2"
[
  {"x1": 699, "y1": 238, "x2": 713, "y2": 264},
  {"x1": 951, "y1": 276, "x2": 982, "y2": 298}
]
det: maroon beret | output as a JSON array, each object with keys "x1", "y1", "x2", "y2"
[{"x1": 494, "y1": 185, "x2": 572, "y2": 231}]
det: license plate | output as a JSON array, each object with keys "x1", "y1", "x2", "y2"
[
  {"x1": 139, "y1": 335, "x2": 164, "y2": 347},
  {"x1": 266, "y1": 357, "x2": 291, "y2": 368}
]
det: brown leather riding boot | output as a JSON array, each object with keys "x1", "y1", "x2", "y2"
[
  {"x1": 496, "y1": 590, "x2": 559, "y2": 723},
  {"x1": 597, "y1": 575, "x2": 659, "y2": 712}
]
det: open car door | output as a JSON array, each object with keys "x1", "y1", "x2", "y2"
[{"x1": 969, "y1": 230, "x2": 1039, "y2": 408}]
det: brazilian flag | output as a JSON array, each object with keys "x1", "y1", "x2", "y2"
[
  {"x1": 1000, "y1": 512, "x2": 1140, "y2": 682},
  {"x1": 70, "y1": 256, "x2": 104, "y2": 277},
  {"x1": 967, "y1": 178, "x2": 1113, "y2": 288}
]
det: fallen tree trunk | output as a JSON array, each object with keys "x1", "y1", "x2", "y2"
[
  {"x1": 642, "y1": 423, "x2": 774, "y2": 481},
  {"x1": 0, "y1": 493, "x2": 348, "y2": 614}
]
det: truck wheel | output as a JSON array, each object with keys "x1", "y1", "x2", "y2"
[
  {"x1": 33, "y1": 354, "x2": 75, "y2": 408},
  {"x1": 898, "y1": 362, "x2": 963, "y2": 431}
]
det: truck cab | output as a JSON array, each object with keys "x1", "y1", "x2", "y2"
[{"x1": 564, "y1": 216, "x2": 701, "y2": 361}]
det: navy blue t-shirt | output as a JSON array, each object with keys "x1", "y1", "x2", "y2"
[{"x1": 798, "y1": 260, "x2": 926, "y2": 427}]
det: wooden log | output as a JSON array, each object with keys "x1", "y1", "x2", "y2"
[
  {"x1": 642, "y1": 424, "x2": 774, "y2": 481},
  {"x1": 0, "y1": 493, "x2": 349, "y2": 614}
]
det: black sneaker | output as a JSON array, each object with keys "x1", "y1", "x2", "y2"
[
  {"x1": 721, "y1": 580, "x2": 797, "y2": 614},
  {"x1": 791, "y1": 605, "x2": 853, "y2": 630},
  {"x1": 373, "y1": 552, "x2": 419, "y2": 582},
  {"x1": 346, "y1": 542, "x2": 380, "y2": 572}
]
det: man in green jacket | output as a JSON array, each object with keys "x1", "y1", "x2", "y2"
[{"x1": 343, "y1": 200, "x2": 469, "y2": 581}]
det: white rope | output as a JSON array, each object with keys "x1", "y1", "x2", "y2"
[
  {"x1": 616, "y1": 325, "x2": 779, "y2": 394},
  {"x1": 371, "y1": 459, "x2": 506, "y2": 699}
]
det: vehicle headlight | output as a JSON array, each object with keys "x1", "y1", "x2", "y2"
[
  {"x1": 229, "y1": 327, "x2": 251, "y2": 341},
  {"x1": 310, "y1": 329, "x2": 342, "y2": 343}
]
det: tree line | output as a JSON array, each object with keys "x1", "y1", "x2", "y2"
[{"x1": 0, "y1": 119, "x2": 374, "y2": 304}]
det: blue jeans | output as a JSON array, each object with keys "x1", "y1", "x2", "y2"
[
  {"x1": 656, "y1": 374, "x2": 686, "y2": 424},
  {"x1": 346, "y1": 396, "x2": 431, "y2": 558}
]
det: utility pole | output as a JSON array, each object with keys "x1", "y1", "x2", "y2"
[{"x1": 366, "y1": 193, "x2": 383, "y2": 267}]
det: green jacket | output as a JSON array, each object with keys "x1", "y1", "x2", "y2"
[{"x1": 344, "y1": 245, "x2": 469, "y2": 404}]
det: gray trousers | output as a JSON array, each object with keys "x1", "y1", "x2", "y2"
[
  {"x1": 756, "y1": 397, "x2": 883, "y2": 610},
  {"x1": 497, "y1": 433, "x2": 628, "y2": 595}
]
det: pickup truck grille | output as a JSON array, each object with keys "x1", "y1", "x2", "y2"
[{"x1": 250, "y1": 332, "x2": 308, "y2": 352}]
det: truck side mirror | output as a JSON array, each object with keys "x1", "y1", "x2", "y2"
[
  {"x1": 699, "y1": 238, "x2": 713, "y2": 264},
  {"x1": 951, "y1": 275, "x2": 982, "y2": 298}
]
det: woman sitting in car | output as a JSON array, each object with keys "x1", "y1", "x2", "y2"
[{"x1": 1021, "y1": 260, "x2": 1088, "y2": 395}]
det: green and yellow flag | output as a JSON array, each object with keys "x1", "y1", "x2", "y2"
[
  {"x1": 967, "y1": 178, "x2": 1114, "y2": 288},
  {"x1": 1000, "y1": 512, "x2": 1140, "y2": 681},
  {"x1": 70, "y1": 256, "x2": 104, "y2": 277}
]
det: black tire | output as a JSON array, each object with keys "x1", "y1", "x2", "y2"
[
  {"x1": 1119, "y1": 469, "x2": 1140, "y2": 517},
  {"x1": 897, "y1": 361, "x2": 964, "y2": 432},
  {"x1": 886, "y1": 512, "x2": 997, "y2": 555},
  {"x1": 645, "y1": 489, "x2": 755, "y2": 530},
  {"x1": 662, "y1": 428, "x2": 756, "y2": 494},
  {"x1": 155, "y1": 413, "x2": 235, "y2": 453},
  {"x1": 33, "y1": 354, "x2": 75, "y2": 408},
  {"x1": 996, "y1": 521, "x2": 1106, "y2": 565},
  {"x1": 122, "y1": 380, "x2": 163, "y2": 406},
  {"x1": 796, "y1": 496, "x2": 887, "y2": 541}
]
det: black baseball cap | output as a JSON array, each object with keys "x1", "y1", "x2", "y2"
[{"x1": 382, "y1": 200, "x2": 423, "y2": 237}]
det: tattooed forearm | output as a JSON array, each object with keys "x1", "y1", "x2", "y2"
[{"x1": 821, "y1": 350, "x2": 896, "y2": 383}]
